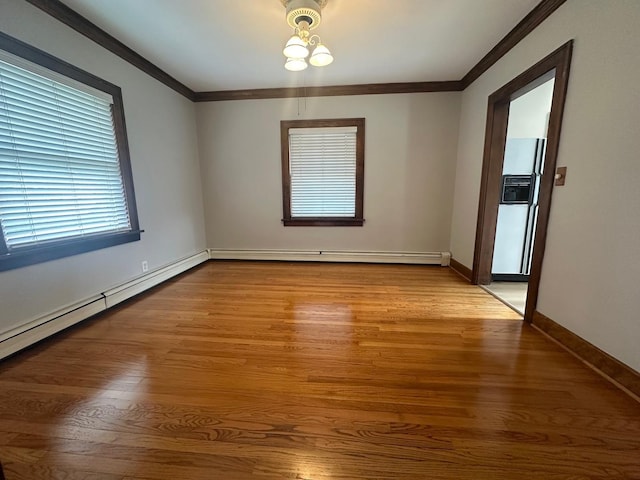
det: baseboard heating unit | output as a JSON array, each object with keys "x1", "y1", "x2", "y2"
[
  {"x1": 208, "y1": 249, "x2": 451, "y2": 266},
  {"x1": 0, "y1": 250, "x2": 209, "y2": 360}
]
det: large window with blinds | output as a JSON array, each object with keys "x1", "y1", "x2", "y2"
[
  {"x1": 0, "y1": 33, "x2": 139, "y2": 271},
  {"x1": 280, "y1": 118, "x2": 365, "y2": 226}
]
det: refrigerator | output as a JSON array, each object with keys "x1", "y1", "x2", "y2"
[{"x1": 491, "y1": 138, "x2": 545, "y2": 280}]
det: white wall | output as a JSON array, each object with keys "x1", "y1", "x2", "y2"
[
  {"x1": 506, "y1": 78, "x2": 554, "y2": 139},
  {"x1": 197, "y1": 93, "x2": 460, "y2": 253},
  {"x1": 0, "y1": 0, "x2": 206, "y2": 334},
  {"x1": 449, "y1": 0, "x2": 640, "y2": 371}
]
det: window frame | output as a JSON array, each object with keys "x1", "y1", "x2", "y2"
[
  {"x1": 0, "y1": 32, "x2": 140, "y2": 272},
  {"x1": 280, "y1": 118, "x2": 365, "y2": 227}
]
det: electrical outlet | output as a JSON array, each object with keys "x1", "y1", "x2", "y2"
[{"x1": 141, "y1": 260, "x2": 149, "y2": 273}]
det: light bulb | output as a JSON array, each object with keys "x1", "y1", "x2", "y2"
[
  {"x1": 283, "y1": 35, "x2": 309, "y2": 59},
  {"x1": 309, "y1": 43, "x2": 333, "y2": 67},
  {"x1": 285, "y1": 57, "x2": 308, "y2": 71}
]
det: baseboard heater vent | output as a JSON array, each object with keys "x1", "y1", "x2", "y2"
[
  {"x1": 0, "y1": 250, "x2": 209, "y2": 360},
  {"x1": 208, "y1": 249, "x2": 451, "y2": 266}
]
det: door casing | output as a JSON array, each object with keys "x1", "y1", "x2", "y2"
[{"x1": 472, "y1": 41, "x2": 573, "y2": 322}]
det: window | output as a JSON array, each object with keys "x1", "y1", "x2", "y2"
[
  {"x1": 280, "y1": 118, "x2": 365, "y2": 226},
  {"x1": 0, "y1": 33, "x2": 139, "y2": 271}
]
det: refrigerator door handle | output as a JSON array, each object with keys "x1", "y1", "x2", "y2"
[{"x1": 522, "y1": 204, "x2": 538, "y2": 274}]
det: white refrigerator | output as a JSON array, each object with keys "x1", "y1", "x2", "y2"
[{"x1": 491, "y1": 138, "x2": 545, "y2": 280}]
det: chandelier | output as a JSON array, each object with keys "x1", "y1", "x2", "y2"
[{"x1": 281, "y1": 0, "x2": 334, "y2": 71}]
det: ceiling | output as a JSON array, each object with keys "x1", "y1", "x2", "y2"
[{"x1": 59, "y1": 0, "x2": 541, "y2": 92}]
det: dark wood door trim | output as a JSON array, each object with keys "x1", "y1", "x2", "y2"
[
  {"x1": 524, "y1": 41, "x2": 573, "y2": 322},
  {"x1": 472, "y1": 100, "x2": 510, "y2": 285},
  {"x1": 471, "y1": 40, "x2": 573, "y2": 323}
]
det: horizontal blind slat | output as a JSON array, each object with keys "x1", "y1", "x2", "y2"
[
  {"x1": 0, "y1": 54, "x2": 132, "y2": 249},
  {"x1": 0, "y1": 54, "x2": 113, "y2": 103},
  {"x1": 288, "y1": 127, "x2": 357, "y2": 218}
]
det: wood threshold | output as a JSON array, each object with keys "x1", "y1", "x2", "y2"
[
  {"x1": 23, "y1": 0, "x2": 567, "y2": 101},
  {"x1": 449, "y1": 258, "x2": 472, "y2": 282},
  {"x1": 532, "y1": 310, "x2": 640, "y2": 400}
]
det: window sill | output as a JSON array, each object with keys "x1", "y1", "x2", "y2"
[
  {"x1": 0, "y1": 230, "x2": 142, "y2": 272},
  {"x1": 282, "y1": 218, "x2": 364, "y2": 227}
]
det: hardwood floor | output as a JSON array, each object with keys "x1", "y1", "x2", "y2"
[{"x1": 0, "y1": 261, "x2": 638, "y2": 479}]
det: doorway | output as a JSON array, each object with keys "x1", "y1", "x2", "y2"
[
  {"x1": 472, "y1": 41, "x2": 573, "y2": 322},
  {"x1": 486, "y1": 75, "x2": 555, "y2": 314}
]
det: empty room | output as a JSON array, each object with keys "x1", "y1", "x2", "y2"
[{"x1": 0, "y1": 0, "x2": 639, "y2": 478}]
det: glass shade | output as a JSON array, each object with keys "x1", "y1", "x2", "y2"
[
  {"x1": 285, "y1": 57, "x2": 308, "y2": 71},
  {"x1": 283, "y1": 35, "x2": 309, "y2": 59},
  {"x1": 309, "y1": 43, "x2": 334, "y2": 67}
]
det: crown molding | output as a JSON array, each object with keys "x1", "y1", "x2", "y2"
[
  {"x1": 461, "y1": 0, "x2": 567, "y2": 89},
  {"x1": 24, "y1": 0, "x2": 196, "y2": 101},
  {"x1": 194, "y1": 81, "x2": 463, "y2": 102},
  {"x1": 22, "y1": 0, "x2": 566, "y2": 102}
]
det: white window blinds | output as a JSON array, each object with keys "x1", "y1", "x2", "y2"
[
  {"x1": 0, "y1": 55, "x2": 131, "y2": 250},
  {"x1": 289, "y1": 126, "x2": 357, "y2": 217}
]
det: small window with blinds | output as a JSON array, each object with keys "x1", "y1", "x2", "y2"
[
  {"x1": 281, "y1": 118, "x2": 365, "y2": 226},
  {"x1": 0, "y1": 34, "x2": 139, "y2": 271}
]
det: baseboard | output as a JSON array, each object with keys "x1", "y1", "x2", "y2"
[
  {"x1": 103, "y1": 251, "x2": 209, "y2": 308},
  {"x1": 208, "y1": 249, "x2": 451, "y2": 266},
  {"x1": 0, "y1": 296, "x2": 106, "y2": 359},
  {"x1": 0, "y1": 250, "x2": 209, "y2": 360},
  {"x1": 449, "y1": 257, "x2": 472, "y2": 281},
  {"x1": 532, "y1": 310, "x2": 640, "y2": 399}
]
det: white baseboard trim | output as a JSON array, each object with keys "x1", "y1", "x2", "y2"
[
  {"x1": 208, "y1": 249, "x2": 451, "y2": 266},
  {"x1": 0, "y1": 250, "x2": 209, "y2": 360},
  {"x1": 0, "y1": 296, "x2": 106, "y2": 359},
  {"x1": 103, "y1": 251, "x2": 209, "y2": 308}
]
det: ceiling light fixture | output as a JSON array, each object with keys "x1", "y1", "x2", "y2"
[{"x1": 281, "y1": 0, "x2": 333, "y2": 71}]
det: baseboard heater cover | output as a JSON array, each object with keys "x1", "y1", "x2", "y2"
[
  {"x1": 0, "y1": 296, "x2": 106, "y2": 360},
  {"x1": 0, "y1": 250, "x2": 209, "y2": 360},
  {"x1": 208, "y1": 249, "x2": 451, "y2": 266},
  {"x1": 103, "y1": 251, "x2": 209, "y2": 308}
]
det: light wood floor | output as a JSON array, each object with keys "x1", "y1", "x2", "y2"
[{"x1": 0, "y1": 261, "x2": 638, "y2": 479}]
